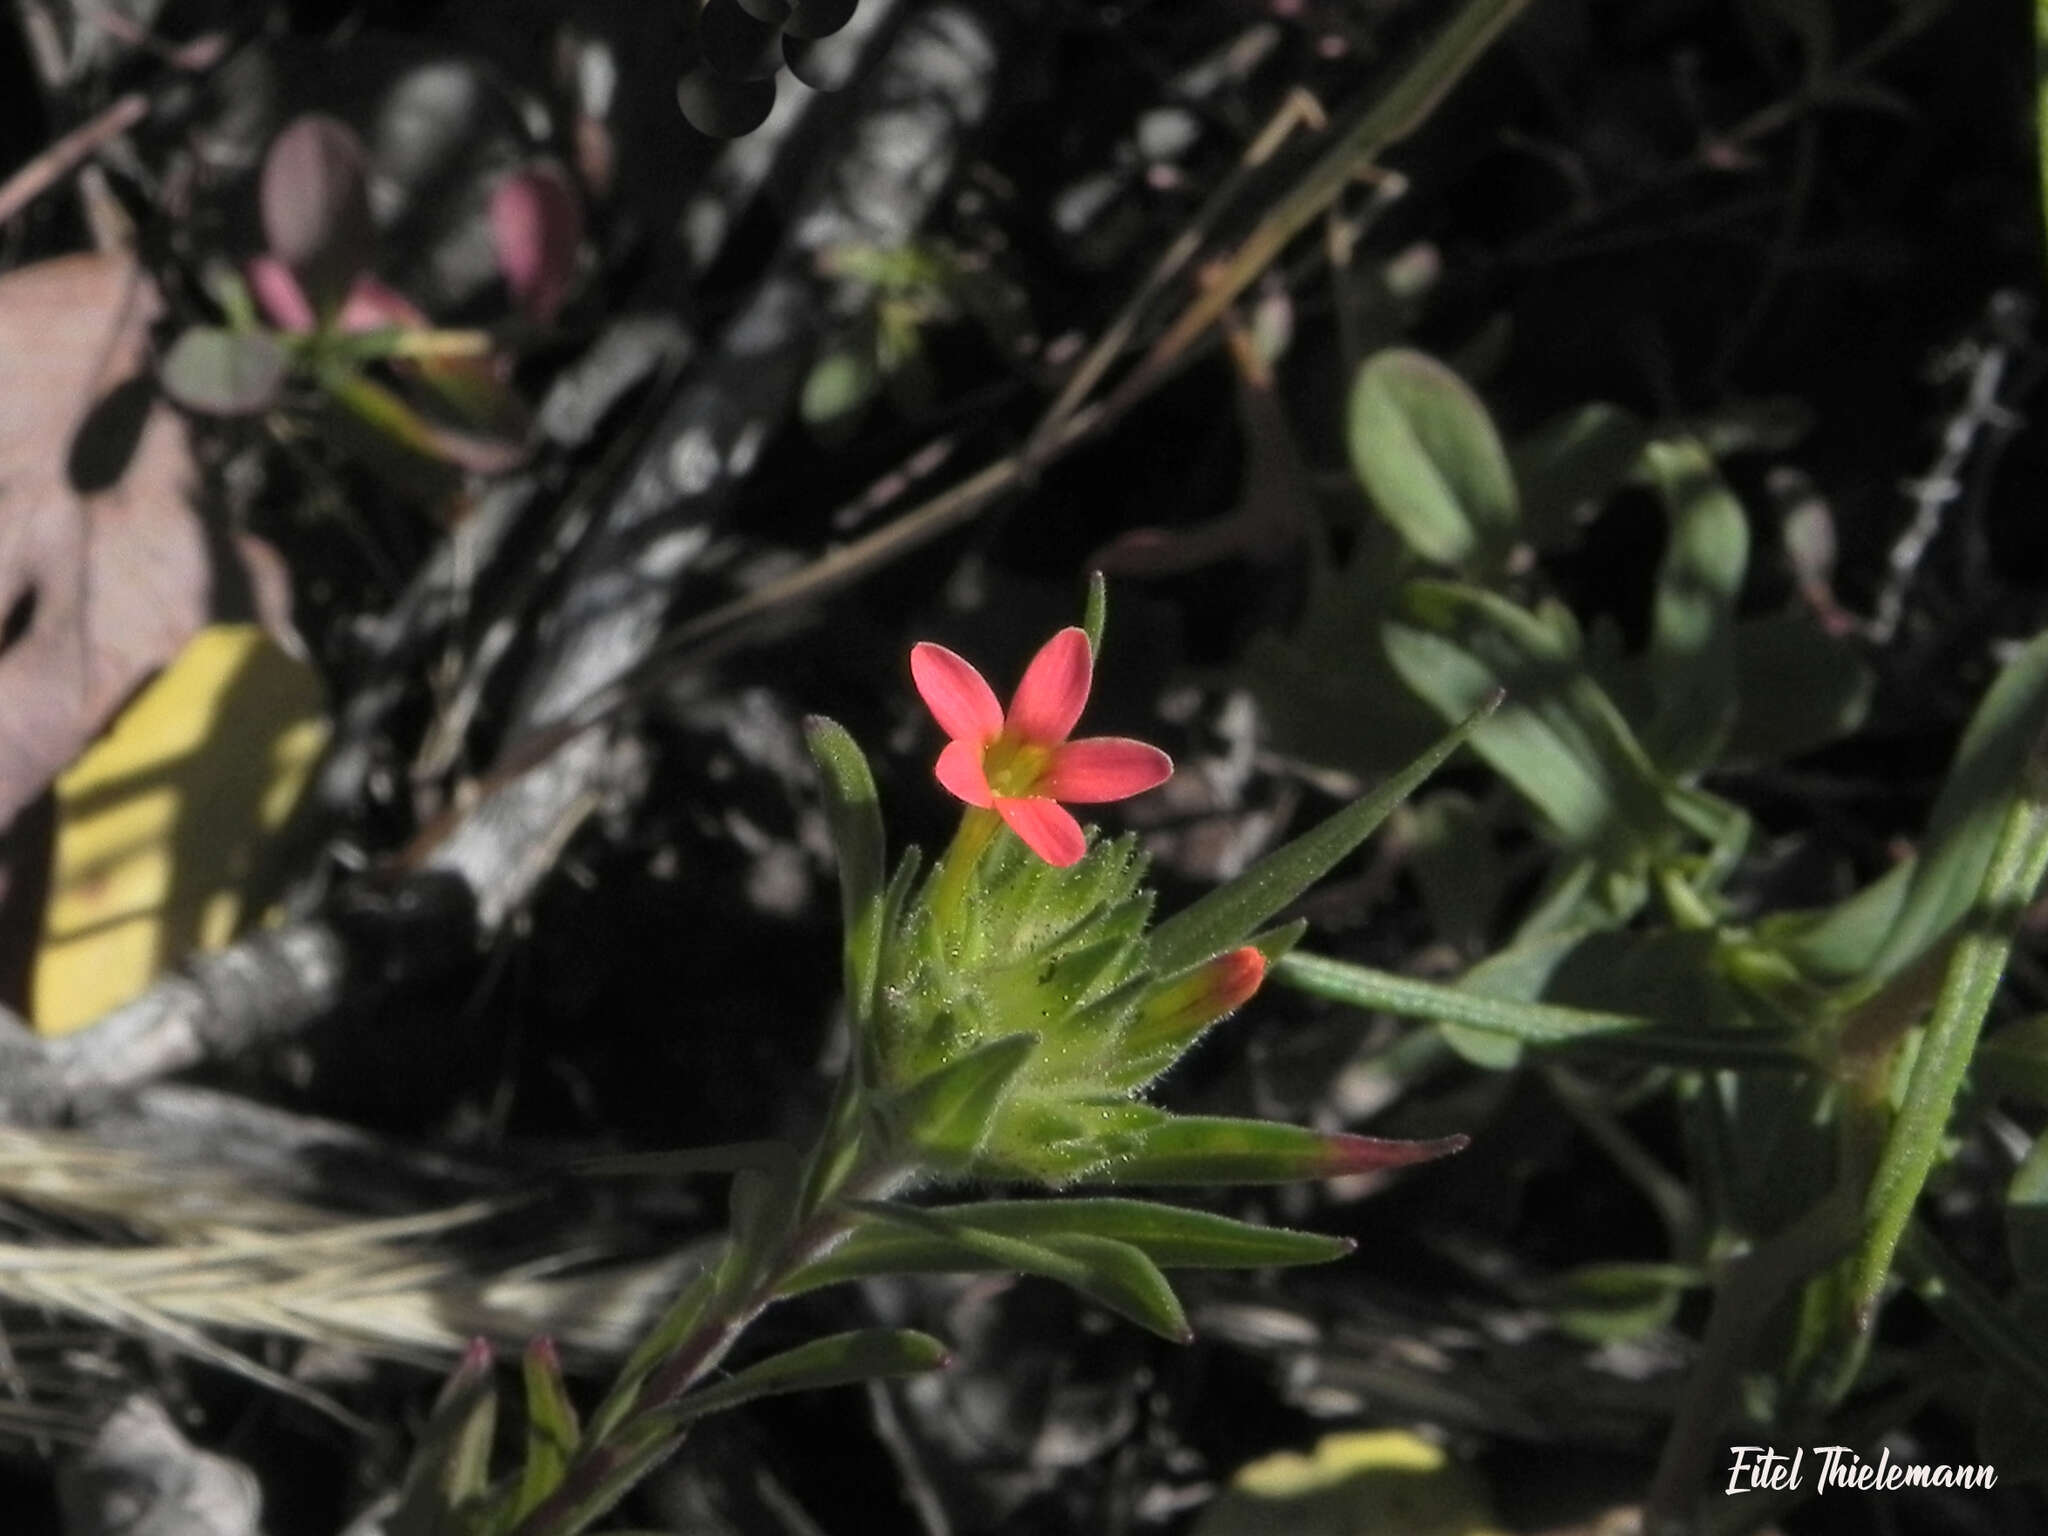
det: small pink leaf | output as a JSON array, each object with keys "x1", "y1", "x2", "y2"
[
  {"x1": 490, "y1": 162, "x2": 583, "y2": 327},
  {"x1": 245, "y1": 256, "x2": 315, "y2": 334},
  {"x1": 260, "y1": 115, "x2": 375, "y2": 313}
]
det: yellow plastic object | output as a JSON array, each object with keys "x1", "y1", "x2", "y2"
[
  {"x1": 32, "y1": 625, "x2": 327, "y2": 1035},
  {"x1": 1192, "y1": 1430, "x2": 1506, "y2": 1536}
]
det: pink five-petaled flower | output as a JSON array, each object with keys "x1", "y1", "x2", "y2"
[{"x1": 912, "y1": 627, "x2": 1173, "y2": 868}]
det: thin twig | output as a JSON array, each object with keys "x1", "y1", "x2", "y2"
[{"x1": 0, "y1": 92, "x2": 146, "y2": 229}]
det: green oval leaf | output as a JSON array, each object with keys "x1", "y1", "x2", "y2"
[
  {"x1": 1641, "y1": 438, "x2": 1750, "y2": 776},
  {"x1": 159, "y1": 327, "x2": 289, "y2": 415},
  {"x1": 1347, "y1": 349, "x2": 1517, "y2": 567}
]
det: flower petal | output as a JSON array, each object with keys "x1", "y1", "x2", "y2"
[
  {"x1": 1041, "y1": 737, "x2": 1173, "y2": 803},
  {"x1": 934, "y1": 738, "x2": 994, "y2": 808},
  {"x1": 911, "y1": 642, "x2": 1003, "y2": 742},
  {"x1": 995, "y1": 796, "x2": 1087, "y2": 867},
  {"x1": 1006, "y1": 626, "x2": 1092, "y2": 745}
]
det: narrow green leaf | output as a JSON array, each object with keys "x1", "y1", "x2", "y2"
[
  {"x1": 159, "y1": 327, "x2": 290, "y2": 415},
  {"x1": 671, "y1": 1329, "x2": 951, "y2": 1423},
  {"x1": 785, "y1": 1199, "x2": 1348, "y2": 1295},
  {"x1": 804, "y1": 717, "x2": 886, "y2": 1021},
  {"x1": 389, "y1": 1340, "x2": 497, "y2": 1536},
  {"x1": 585, "y1": 1262, "x2": 718, "y2": 1444},
  {"x1": 850, "y1": 1202, "x2": 1192, "y2": 1341},
  {"x1": 1347, "y1": 349, "x2": 1517, "y2": 567},
  {"x1": 894, "y1": 1033, "x2": 1038, "y2": 1169},
  {"x1": 1783, "y1": 630, "x2": 2048, "y2": 986},
  {"x1": 1852, "y1": 721, "x2": 2048, "y2": 1321},
  {"x1": 1641, "y1": 438, "x2": 1749, "y2": 775},
  {"x1": 323, "y1": 365, "x2": 529, "y2": 474},
  {"x1": 1080, "y1": 1115, "x2": 1467, "y2": 1187},
  {"x1": 1872, "y1": 629, "x2": 2048, "y2": 982},
  {"x1": 1147, "y1": 701, "x2": 1494, "y2": 977},
  {"x1": 1082, "y1": 570, "x2": 1108, "y2": 656},
  {"x1": 1274, "y1": 949, "x2": 1646, "y2": 1045},
  {"x1": 513, "y1": 1339, "x2": 580, "y2": 1523}
]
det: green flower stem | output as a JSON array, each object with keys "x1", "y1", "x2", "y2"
[
  {"x1": 1849, "y1": 718, "x2": 2048, "y2": 1326},
  {"x1": 514, "y1": 1145, "x2": 907, "y2": 1536},
  {"x1": 930, "y1": 807, "x2": 1001, "y2": 930}
]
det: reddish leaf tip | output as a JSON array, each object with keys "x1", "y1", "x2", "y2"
[{"x1": 1319, "y1": 1131, "x2": 1470, "y2": 1178}]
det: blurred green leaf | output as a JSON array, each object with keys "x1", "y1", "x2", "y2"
[
  {"x1": 514, "y1": 1339, "x2": 579, "y2": 1523},
  {"x1": 1641, "y1": 439, "x2": 1749, "y2": 775},
  {"x1": 1527, "y1": 1261, "x2": 1700, "y2": 1345},
  {"x1": 671, "y1": 1329, "x2": 950, "y2": 1422},
  {"x1": 390, "y1": 1341, "x2": 497, "y2": 1536},
  {"x1": 1347, "y1": 349, "x2": 1517, "y2": 567},
  {"x1": 1725, "y1": 612, "x2": 1874, "y2": 763},
  {"x1": 1778, "y1": 629, "x2": 2048, "y2": 985},
  {"x1": 159, "y1": 328, "x2": 289, "y2": 415},
  {"x1": 805, "y1": 718, "x2": 886, "y2": 1021},
  {"x1": 894, "y1": 1033, "x2": 1038, "y2": 1169},
  {"x1": 1853, "y1": 739, "x2": 2048, "y2": 1318},
  {"x1": 1406, "y1": 792, "x2": 1501, "y2": 954},
  {"x1": 1510, "y1": 401, "x2": 1646, "y2": 551},
  {"x1": 850, "y1": 1202, "x2": 1191, "y2": 1341},
  {"x1": 2007, "y1": 1130, "x2": 2048, "y2": 1279},
  {"x1": 1147, "y1": 700, "x2": 1493, "y2": 977},
  {"x1": 1384, "y1": 582, "x2": 1665, "y2": 861},
  {"x1": 785, "y1": 1199, "x2": 1347, "y2": 1295},
  {"x1": 323, "y1": 365, "x2": 529, "y2": 474},
  {"x1": 1193, "y1": 1429, "x2": 1505, "y2": 1536},
  {"x1": 1976, "y1": 1015, "x2": 2048, "y2": 1109},
  {"x1": 800, "y1": 346, "x2": 879, "y2": 432}
]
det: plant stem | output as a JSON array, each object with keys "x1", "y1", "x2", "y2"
[
  {"x1": 514, "y1": 1155, "x2": 901, "y2": 1536},
  {"x1": 930, "y1": 808, "x2": 1000, "y2": 931}
]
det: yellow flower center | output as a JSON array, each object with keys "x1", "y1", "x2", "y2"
[{"x1": 983, "y1": 734, "x2": 1053, "y2": 799}]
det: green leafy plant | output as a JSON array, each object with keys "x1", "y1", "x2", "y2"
[
  {"x1": 1242, "y1": 340, "x2": 2048, "y2": 1526},
  {"x1": 158, "y1": 115, "x2": 582, "y2": 475},
  {"x1": 377, "y1": 582, "x2": 1485, "y2": 1536}
]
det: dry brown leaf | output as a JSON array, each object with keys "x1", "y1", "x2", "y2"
[
  {"x1": 0, "y1": 253, "x2": 298, "y2": 1007},
  {"x1": 0, "y1": 253, "x2": 287, "y2": 838}
]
